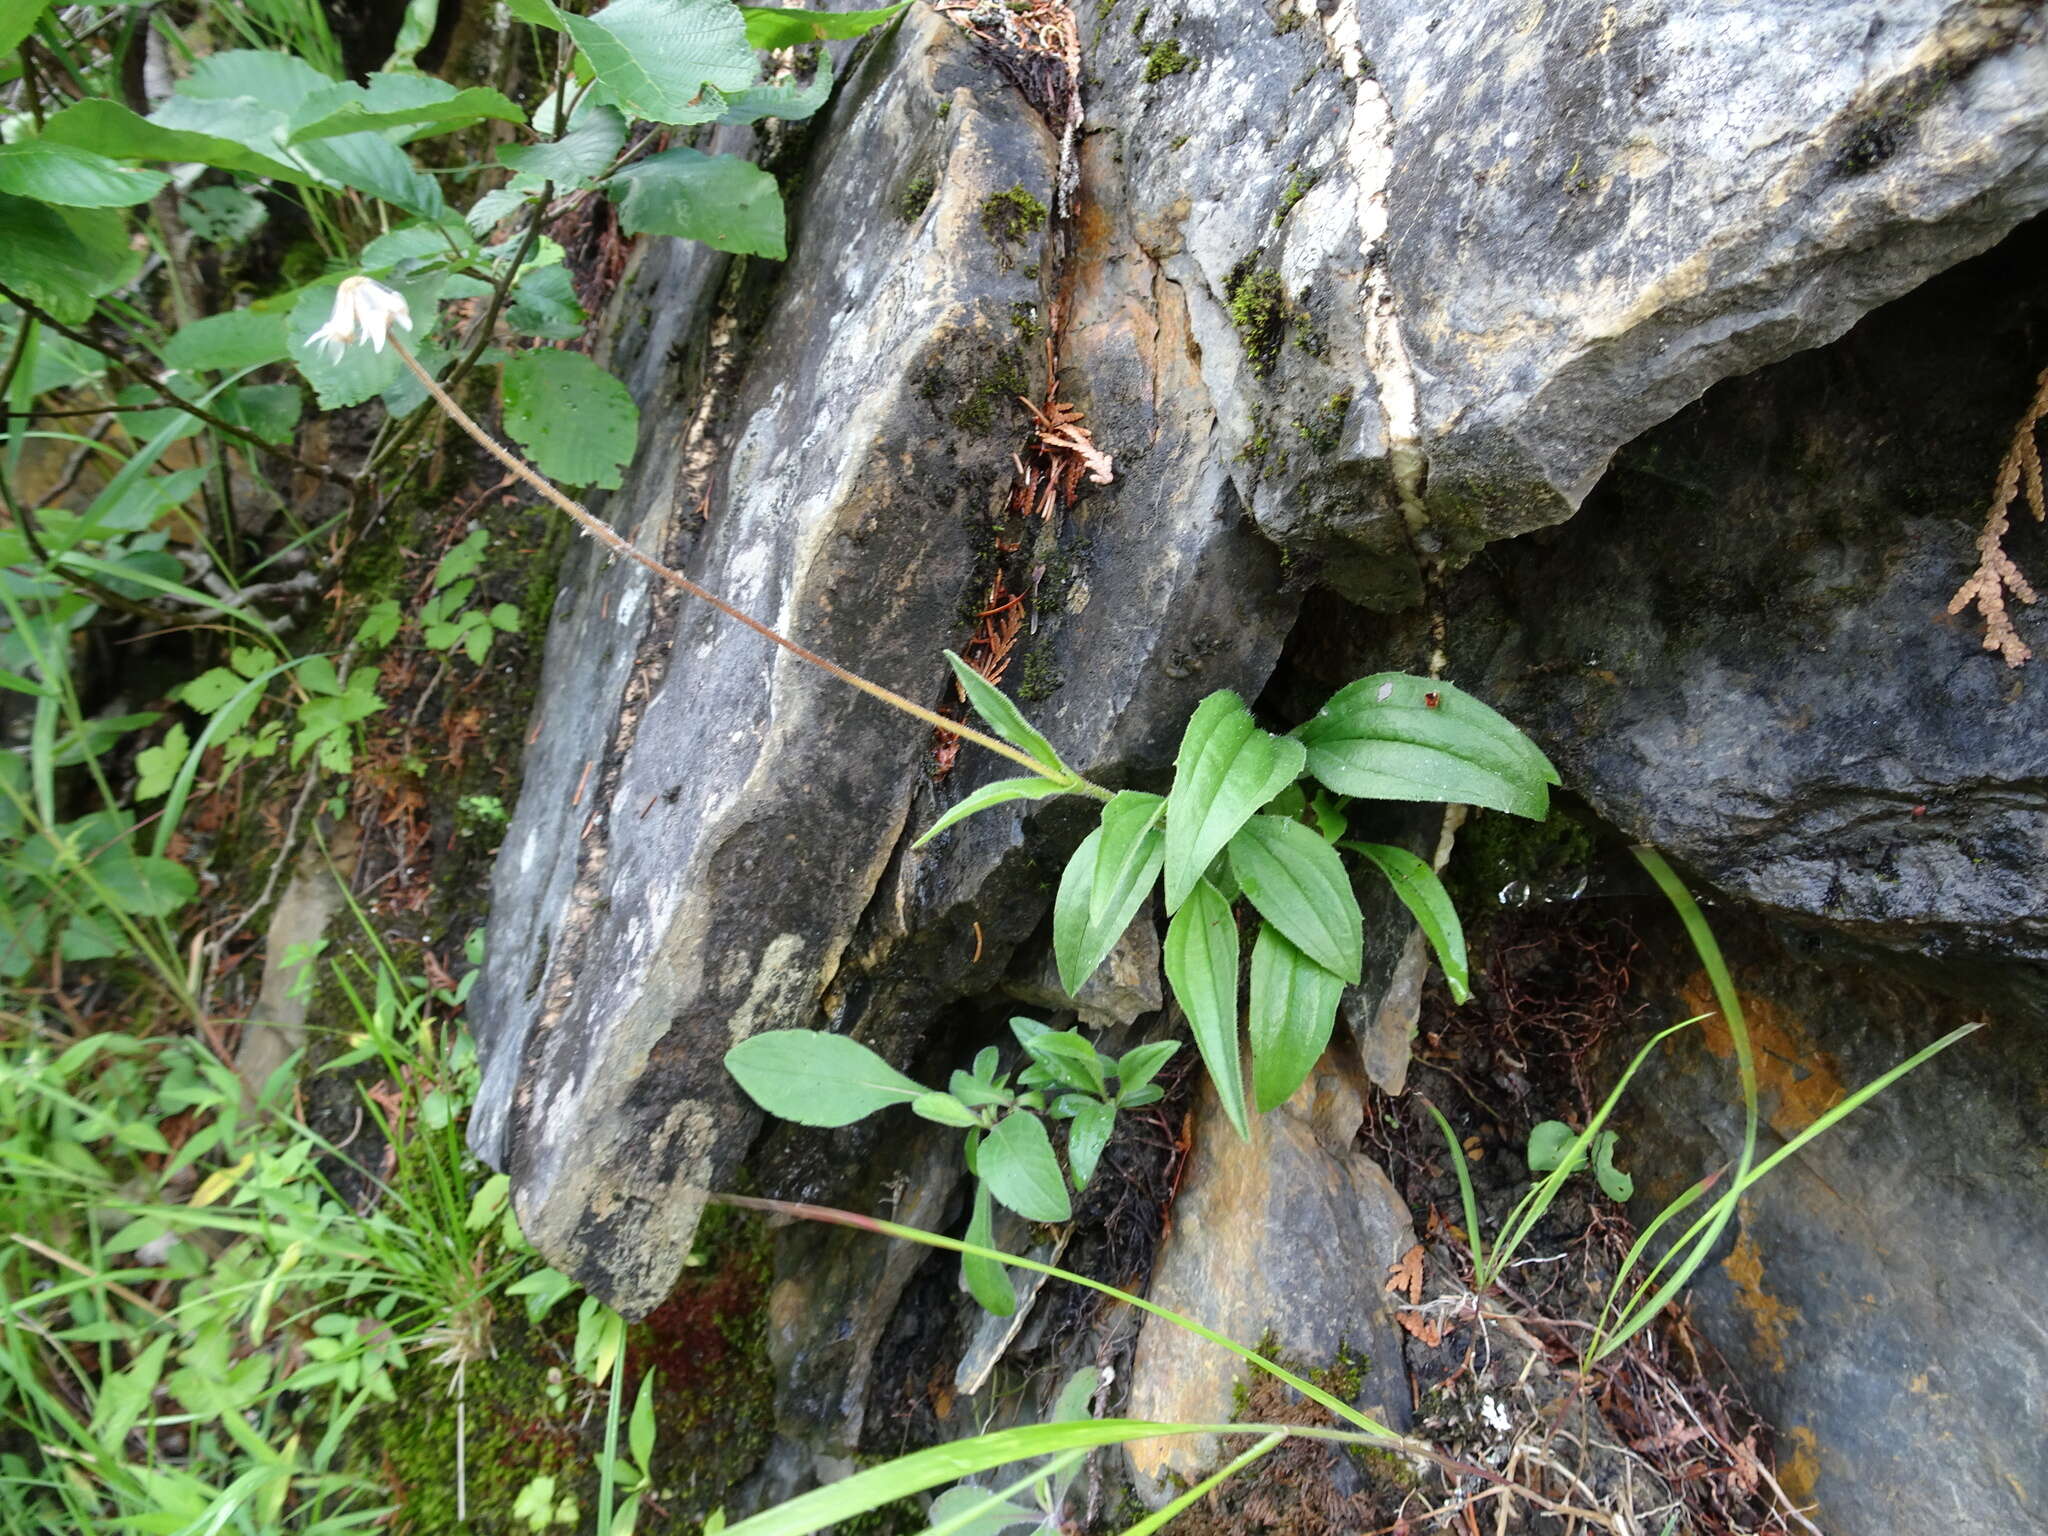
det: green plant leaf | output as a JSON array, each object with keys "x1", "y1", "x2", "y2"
[
  {"x1": 911, "y1": 1091, "x2": 982, "y2": 1129},
  {"x1": 40, "y1": 98, "x2": 307, "y2": 185},
  {"x1": 1090, "y1": 790, "x2": 1165, "y2": 930},
  {"x1": 942, "y1": 649, "x2": 1066, "y2": 772},
  {"x1": 134, "y1": 723, "x2": 190, "y2": 800},
  {"x1": 1343, "y1": 840, "x2": 1469, "y2": 1004},
  {"x1": 1293, "y1": 673, "x2": 1556, "y2": 820},
  {"x1": 0, "y1": 140, "x2": 168, "y2": 207},
  {"x1": 506, "y1": 264, "x2": 590, "y2": 340},
  {"x1": 714, "y1": 51, "x2": 834, "y2": 125},
  {"x1": 978, "y1": 1111, "x2": 1071, "y2": 1222},
  {"x1": 0, "y1": 195, "x2": 138, "y2": 324},
  {"x1": 628, "y1": 1369, "x2": 658, "y2": 1472},
  {"x1": 1020, "y1": 1030, "x2": 1106, "y2": 1098},
  {"x1": 1525, "y1": 1120, "x2": 1575, "y2": 1174},
  {"x1": 501, "y1": 348, "x2": 639, "y2": 489},
  {"x1": 1163, "y1": 878, "x2": 1246, "y2": 1140},
  {"x1": 924, "y1": 1486, "x2": 1037, "y2": 1536},
  {"x1": 1052, "y1": 819, "x2": 1163, "y2": 998},
  {"x1": 287, "y1": 272, "x2": 442, "y2": 409},
  {"x1": 297, "y1": 131, "x2": 448, "y2": 219},
  {"x1": 724, "y1": 1028, "x2": 925, "y2": 1126},
  {"x1": 180, "y1": 183, "x2": 268, "y2": 243},
  {"x1": 1114, "y1": 1040, "x2": 1179, "y2": 1097},
  {"x1": 287, "y1": 75, "x2": 526, "y2": 143},
  {"x1": 609, "y1": 146, "x2": 787, "y2": 258},
  {"x1": 0, "y1": 1, "x2": 51, "y2": 57},
  {"x1": 504, "y1": 0, "x2": 564, "y2": 24},
  {"x1": 500, "y1": 105, "x2": 627, "y2": 188},
  {"x1": 738, "y1": 3, "x2": 905, "y2": 46},
  {"x1": 913, "y1": 774, "x2": 1065, "y2": 849},
  {"x1": 1065, "y1": 1097, "x2": 1114, "y2": 1190},
  {"x1": 1163, "y1": 690, "x2": 1305, "y2": 915},
  {"x1": 563, "y1": 0, "x2": 760, "y2": 125},
  {"x1": 1246, "y1": 922, "x2": 1344, "y2": 1113},
  {"x1": 1227, "y1": 815, "x2": 1361, "y2": 985},
  {"x1": 91, "y1": 848, "x2": 197, "y2": 916},
  {"x1": 161, "y1": 308, "x2": 292, "y2": 374},
  {"x1": 961, "y1": 1179, "x2": 1015, "y2": 1316}
]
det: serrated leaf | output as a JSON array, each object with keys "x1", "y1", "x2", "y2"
[
  {"x1": 563, "y1": 0, "x2": 759, "y2": 126},
  {"x1": 724, "y1": 1029, "x2": 924, "y2": 1126},
  {"x1": 297, "y1": 131, "x2": 447, "y2": 218},
  {"x1": 1247, "y1": 923, "x2": 1344, "y2": 1113},
  {"x1": 1052, "y1": 821, "x2": 1162, "y2": 998},
  {"x1": 961, "y1": 1180, "x2": 1015, "y2": 1316},
  {"x1": 1163, "y1": 878, "x2": 1246, "y2": 1140},
  {"x1": 0, "y1": 140, "x2": 167, "y2": 207},
  {"x1": 90, "y1": 849, "x2": 197, "y2": 916},
  {"x1": 180, "y1": 183, "x2": 267, "y2": 243},
  {"x1": 1090, "y1": 791, "x2": 1164, "y2": 929},
  {"x1": 41, "y1": 98, "x2": 307, "y2": 186},
  {"x1": 501, "y1": 349, "x2": 639, "y2": 489},
  {"x1": 739, "y1": 3, "x2": 906, "y2": 46},
  {"x1": 162, "y1": 309, "x2": 291, "y2": 374},
  {"x1": 1065, "y1": 1098, "x2": 1114, "y2": 1190},
  {"x1": 505, "y1": 264, "x2": 589, "y2": 339},
  {"x1": 1294, "y1": 673, "x2": 1555, "y2": 819},
  {"x1": 1163, "y1": 690, "x2": 1305, "y2": 915},
  {"x1": 1344, "y1": 840, "x2": 1469, "y2": 1004},
  {"x1": 287, "y1": 76, "x2": 525, "y2": 144},
  {"x1": 134, "y1": 722, "x2": 190, "y2": 800},
  {"x1": 943, "y1": 650, "x2": 1067, "y2": 773},
  {"x1": 715, "y1": 51, "x2": 834, "y2": 125},
  {"x1": 0, "y1": 195, "x2": 138, "y2": 324},
  {"x1": 609, "y1": 146, "x2": 786, "y2": 258},
  {"x1": 1227, "y1": 815, "x2": 1361, "y2": 985},
  {"x1": 978, "y1": 1111, "x2": 1071, "y2": 1222},
  {"x1": 499, "y1": 105, "x2": 626, "y2": 188}
]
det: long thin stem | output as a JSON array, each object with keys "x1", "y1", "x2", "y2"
[{"x1": 387, "y1": 337, "x2": 1106, "y2": 792}]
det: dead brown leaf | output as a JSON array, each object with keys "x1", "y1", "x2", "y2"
[{"x1": 1388, "y1": 1243, "x2": 1425, "y2": 1303}]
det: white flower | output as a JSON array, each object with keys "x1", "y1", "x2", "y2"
[{"x1": 309, "y1": 275, "x2": 413, "y2": 362}]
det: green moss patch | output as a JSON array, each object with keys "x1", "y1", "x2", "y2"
[{"x1": 979, "y1": 184, "x2": 1047, "y2": 268}]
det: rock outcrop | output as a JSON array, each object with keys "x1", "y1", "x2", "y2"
[{"x1": 467, "y1": 2, "x2": 2048, "y2": 1530}]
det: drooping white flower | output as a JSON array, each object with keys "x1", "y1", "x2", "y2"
[{"x1": 309, "y1": 275, "x2": 413, "y2": 362}]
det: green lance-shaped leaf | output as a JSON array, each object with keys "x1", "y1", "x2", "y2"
[
  {"x1": 979, "y1": 1111, "x2": 1071, "y2": 1222},
  {"x1": 961, "y1": 1179, "x2": 1016, "y2": 1316},
  {"x1": 1065, "y1": 1098, "x2": 1115, "y2": 1191},
  {"x1": 1090, "y1": 791, "x2": 1165, "y2": 930},
  {"x1": 724, "y1": 1029, "x2": 926, "y2": 1127},
  {"x1": 1293, "y1": 673, "x2": 1556, "y2": 819},
  {"x1": 1247, "y1": 923, "x2": 1344, "y2": 1113},
  {"x1": 563, "y1": 0, "x2": 760, "y2": 126},
  {"x1": 0, "y1": 141, "x2": 168, "y2": 207},
  {"x1": 609, "y1": 147, "x2": 787, "y2": 259},
  {"x1": 914, "y1": 775, "x2": 1066, "y2": 849},
  {"x1": 1343, "y1": 840, "x2": 1470, "y2": 1004},
  {"x1": 943, "y1": 650, "x2": 1068, "y2": 775},
  {"x1": 1052, "y1": 819, "x2": 1164, "y2": 997},
  {"x1": 1164, "y1": 878, "x2": 1247, "y2": 1140},
  {"x1": 739, "y1": 3, "x2": 907, "y2": 47},
  {"x1": 1163, "y1": 691, "x2": 1305, "y2": 914},
  {"x1": 1227, "y1": 815, "x2": 1362, "y2": 985},
  {"x1": 39, "y1": 98, "x2": 309, "y2": 188},
  {"x1": 1115, "y1": 1040, "x2": 1180, "y2": 1099},
  {"x1": 502, "y1": 349, "x2": 640, "y2": 490}
]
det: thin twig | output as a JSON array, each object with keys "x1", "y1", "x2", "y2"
[{"x1": 388, "y1": 338, "x2": 1107, "y2": 793}]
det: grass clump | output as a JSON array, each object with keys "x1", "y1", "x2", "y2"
[{"x1": 896, "y1": 174, "x2": 936, "y2": 221}]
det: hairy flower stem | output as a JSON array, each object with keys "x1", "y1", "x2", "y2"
[{"x1": 390, "y1": 339, "x2": 1109, "y2": 796}]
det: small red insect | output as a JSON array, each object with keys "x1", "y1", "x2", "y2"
[{"x1": 1423, "y1": 691, "x2": 1442, "y2": 709}]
